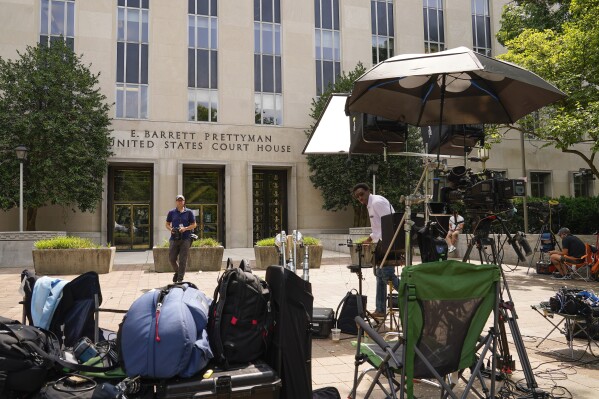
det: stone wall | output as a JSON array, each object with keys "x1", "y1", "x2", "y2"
[{"x1": 0, "y1": 231, "x2": 66, "y2": 268}]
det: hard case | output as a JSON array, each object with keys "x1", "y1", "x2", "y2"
[
  {"x1": 156, "y1": 361, "x2": 281, "y2": 399},
  {"x1": 536, "y1": 261, "x2": 554, "y2": 275},
  {"x1": 311, "y1": 307, "x2": 335, "y2": 338}
]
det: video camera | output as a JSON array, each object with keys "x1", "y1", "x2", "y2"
[{"x1": 440, "y1": 166, "x2": 526, "y2": 214}]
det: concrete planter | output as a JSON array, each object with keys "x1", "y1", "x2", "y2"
[
  {"x1": 253, "y1": 246, "x2": 280, "y2": 270},
  {"x1": 293, "y1": 245, "x2": 324, "y2": 269},
  {"x1": 32, "y1": 247, "x2": 116, "y2": 275},
  {"x1": 153, "y1": 246, "x2": 224, "y2": 272}
]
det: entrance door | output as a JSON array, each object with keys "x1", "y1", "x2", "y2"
[
  {"x1": 252, "y1": 169, "x2": 287, "y2": 242},
  {"x1": 183, "y1": 168, "x2": 224, "y2": 244},
  {"x1": 109, "y1": 167, "x2": 153, "y2": 250}
]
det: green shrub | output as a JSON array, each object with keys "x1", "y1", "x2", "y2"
[
  {"x1": 354, "y1": 236, "x2": 370, "y2": 244},
  {"x1": 256, "y1": 237, "x2": 276, "y2": 246},
  {"x1": 192, "y1": 237, "x2": 222, "y2": 247},
  {"x1": 157, "y1": 239, "x2": 170, "y2": 248},
  {"x1": 302, "y1": 236, "x2": 321, "y2": 245},
  {"x1": 34, "y1": 236, "x2": 100, "y2": 249}
]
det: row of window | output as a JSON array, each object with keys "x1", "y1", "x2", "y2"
[
  {"x1": 41, "y1": 0, "x2": 492, "y2": 124},
  {"x1": 487, "y1": 170, "x2": 594, "y2": 198}
]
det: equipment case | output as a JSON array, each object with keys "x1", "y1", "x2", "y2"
[
  {"x1": 312, "y1": 307, "x2": 335, "y2": 338},
  {"x1": 156, "y1": 361, "x2": 281, "y2": 399},
  {"x1": 536, "y1": 261, "x2": 554, "y2": 275}
]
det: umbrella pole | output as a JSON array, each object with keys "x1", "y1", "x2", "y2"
[{"x1": 432, "y1": 75, "x2": 446, "y2": 203}]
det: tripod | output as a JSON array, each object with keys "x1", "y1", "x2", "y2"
[
  {"x1": 526, "y1": 217, "x2": 561, "y2": 275},
  {"x1": 463, "y1": 215, "x2": 548, "y2": 398}
]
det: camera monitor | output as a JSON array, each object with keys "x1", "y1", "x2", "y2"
[
  {"x1": 349, "y1": 112, "x2": 408, "y2": 155},
  {"x1": 421, "y1": 124, "x2": 484, "y2": 156}
]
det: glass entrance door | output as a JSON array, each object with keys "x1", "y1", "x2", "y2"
[
  {"x1": 109, "y1": 167, "x2": 152, "y2": 250},
  {"x1": 183, "y1": 168, "x2": 224, "y2": 244},
  {"x1": 252, "y1": 169, "x2": 287, "y2": 242}
]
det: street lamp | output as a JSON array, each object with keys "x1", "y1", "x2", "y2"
[
  {"x1": 368, "y1": 164, "x2": 379, "y2": 195},
  {"x1": 477, "y1": 147, "x2": 489, "y2": 170},
  {"x1": 15, "y1": 145, "x2": 28, "y2": 232}
]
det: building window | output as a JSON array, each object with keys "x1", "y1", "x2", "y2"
[
  {"x1": 371, "y1": 0, "x2": 394, "y2": 64},
  {"x1": 40, "y1": 0, "x2": 75, "y2": 50},
  {"x1": 471, "y1": 0, "x2": 491, "y2": 56},
  {"x1": 423, "y1": 0, "x2": 444, "y2": 53},
  {"x1": 188, "y1": 0, "x2": 218, "y2": 122},
  {"x1": 573, "y1": 170, "x2": 593, "y2": 197},
  {"x1": 254, "y1": 0, "x2": 282, "y2": 125},
  {"x1": 315, "y1": 0, "x2": 341, "y2": 96},
  {"x1": 116, "y1": 0, "x2": 149, "y2": 119},
  {"x1": 530, "y1": 172, "x2": 551, "y2": 198}
]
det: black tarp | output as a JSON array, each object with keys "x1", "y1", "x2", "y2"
[{"x1": 265, "y1": 266, "x2": 313, "y2": 399}]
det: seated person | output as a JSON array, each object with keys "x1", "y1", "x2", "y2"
[
  {"x1": 445, "y1": 211, "x2": 464, "y2": 253},
  {"x1": 550, "y1": 227, "x2": 586, "y2": 279}
]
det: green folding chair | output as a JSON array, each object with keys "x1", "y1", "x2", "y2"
[{"x1": 350, "y1": 260, "x2": 501, "y2": 399}]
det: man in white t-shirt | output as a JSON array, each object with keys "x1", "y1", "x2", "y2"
[
  {"x1": 352, "y1": 183, "x2": 398, "y2": 319},
  {"x1": 445, "y1": 211, "x2": 464, "y2": 253}
]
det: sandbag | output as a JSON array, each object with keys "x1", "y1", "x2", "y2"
[{"x1": 118, "y1": 283, "x2": 212, "y2": 379}]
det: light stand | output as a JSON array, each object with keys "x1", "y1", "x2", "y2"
[{"x1": 15, "y1": 145, "x2": 28, "y2": 232}]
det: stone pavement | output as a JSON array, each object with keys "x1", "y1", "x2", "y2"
[{"x1": 1, "y1": 249, "x2": 599, "y2": 398}]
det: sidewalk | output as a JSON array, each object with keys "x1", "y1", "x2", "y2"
[{"x1": 1, "y1": 249, "x2": 598, "y2": 397}]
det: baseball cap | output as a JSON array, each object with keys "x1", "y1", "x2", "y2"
[{"x1": 176, "y1": 195, "x2": 185, "y2": 201}]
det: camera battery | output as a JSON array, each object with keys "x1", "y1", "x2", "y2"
[{"x1": 73, "y1": 337, "x2": 98, "y2": 363}]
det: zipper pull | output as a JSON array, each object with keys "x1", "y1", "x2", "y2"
[{"x1": 155, "y1": 302, "x2": 162, "y2": 342}]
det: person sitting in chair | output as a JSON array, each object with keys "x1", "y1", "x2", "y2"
[
  {"x1": 550, "y1": 227, "x2": 586, "y2": 279},
  {"x1": 352, "y1": 183, "x2": 399, "y2": 319},
  {"x1": 445, "y1": 211, "x2": 464, "y2": 253}
]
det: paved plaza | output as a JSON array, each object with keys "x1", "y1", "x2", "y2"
[{"x1": 1, "y1": 249, "x2": 599, "y2": 398}]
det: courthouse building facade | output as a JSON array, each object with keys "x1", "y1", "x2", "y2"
[{"x1": 0, "y1": 0, "x2": 594, "y2": 250}]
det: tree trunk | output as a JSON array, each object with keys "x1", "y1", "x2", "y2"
[
  {"x1": 26, "y1": 207, "x2": 37, "y2": 231},
  {"x1": 353, "y1": 204, "x2": 370, "y2": 228}
]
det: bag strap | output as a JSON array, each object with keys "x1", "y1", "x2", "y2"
[{"x1": 334, "y1": 291, "x2": 353, "y2": 324}]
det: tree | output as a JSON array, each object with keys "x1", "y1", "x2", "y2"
[
  {"x1": 306, "y1": 63, "x2": 423, "y2": 227},
  {"x1": 494, "y1": 0, "x2": 599, "y2": 179},
  {"x1": 0, "y1": 40, "x2": 112, "y2": 230}
]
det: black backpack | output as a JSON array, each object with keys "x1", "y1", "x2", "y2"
[
  {"x1": 335, "y1": 289, "x2": 367, "y2": 335},
  {"x1": 0, "y1": 317, "x2": 119, "y2": 396},
  {"x1": 208, "y1": 259, "x2": 273, "y2": 369},
  {"x1": 0, "y1": 316, "x2": 62, "y2": 395}
]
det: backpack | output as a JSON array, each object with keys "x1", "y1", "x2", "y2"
[
  {"x1": 335, "y1": 289, "x2": 367, "y2": 335},
  {"x1": 118, "y1": 282, "x2": 213, "y2": 379},
  {"x1": 0, "y1": 317, "x2": 116, "y2": 397},
  {"x1": 0, "y1": 316, "x2": 62, "y2": 395},
  {"x1": 208, "y1": 259, "x2": 273, "y2": 369},
  {"x1": 417, "y1": 222, "x2": 448, "y2": 263}
]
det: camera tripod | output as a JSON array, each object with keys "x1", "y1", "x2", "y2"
[
  {"x1": 463, "y1": 214, "x2": 548, "y2": 398},
  {"x1": 526, "y1": 218, "x2": 561, "y2": 275}
]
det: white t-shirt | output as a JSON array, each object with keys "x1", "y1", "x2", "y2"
[
  {"x1": 367, "y1": 194, "x2": 394, "y2": 242},
  {"x1": 449, "y1": 215, "x2": 464, "y2": 231}
]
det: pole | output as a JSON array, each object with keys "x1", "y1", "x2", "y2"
[
  {"x1": 372, "y1": 173, "x2": 376, "y2": 195},
  {"x1": 19, "y1": 161, "x2": 23, "y2": 232},
  {"x1": 520, "y1": 132, "x2": 529, "y2": 233}
]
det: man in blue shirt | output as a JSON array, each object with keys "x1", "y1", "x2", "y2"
[{"x1": 165, "y1": 195, "x2": 197, "y2": 282}]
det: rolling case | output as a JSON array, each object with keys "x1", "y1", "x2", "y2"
[
  {"x1": 155, "y1": 361, "x2": 281, "y2": 398},
  {"x1": 312, "y1": 307, "x2": 335, "y2": 338}
]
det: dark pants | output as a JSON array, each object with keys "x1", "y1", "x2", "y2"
[{"x1": 169, "y1": 239, "x2": 192, "y2": 280}]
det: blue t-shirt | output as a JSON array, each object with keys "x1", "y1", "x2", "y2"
[{"x1": 166, "y1": 208, "x2": 196, "y2": 240}]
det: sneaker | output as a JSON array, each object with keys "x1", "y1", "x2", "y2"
[
  {"x1": 172, "y1": 272, "x2": 179, "y2": 283},
  {"x1": 371, "y1": 311, "x2": 386, "y2": 319},
  {"x1": 552, "y1": 274, "x2": 571, "y2": 280},
  {"x1": 177, "y1": 274, "x2": 184, "y2": 283},
  {"x1": 448, "y1": 245, "x2": 456, "y2": 253}
]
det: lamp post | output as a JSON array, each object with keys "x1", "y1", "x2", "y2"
[
  {"x1": 15, "y1": 145, "x2": 28, "y2": 232},
  {"x1": 368, "y1": 163, "x2": 379, "y2": 195},
  {"x1": 477, "y1": 147, "x2": 489, "y2": 170}
]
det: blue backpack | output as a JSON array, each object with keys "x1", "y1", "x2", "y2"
[{"x1": 118, "y1": 283, "x2": 213, "y2": 378}]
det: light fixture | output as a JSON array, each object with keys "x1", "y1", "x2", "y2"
[
  {"x1": 15, "y1": 145, "x2": 28, "y2": 232},
  {"x1": 477, "y1": 147, "x2": 490, "y2": 170}
]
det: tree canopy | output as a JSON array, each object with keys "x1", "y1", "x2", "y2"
[
  {"x1": 306, "y1": 63, "x2": 423, "y2": 227},
  {"x1": 495, "y1": 0, "x2": 599, "y2": 179},
  {"x1": 0, "y1": 40, "x2": 112, "y2": 230}
]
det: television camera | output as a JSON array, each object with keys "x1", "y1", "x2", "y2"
[{"x1": 440, "y1": 166, "x2": 526, "y2": 214}]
